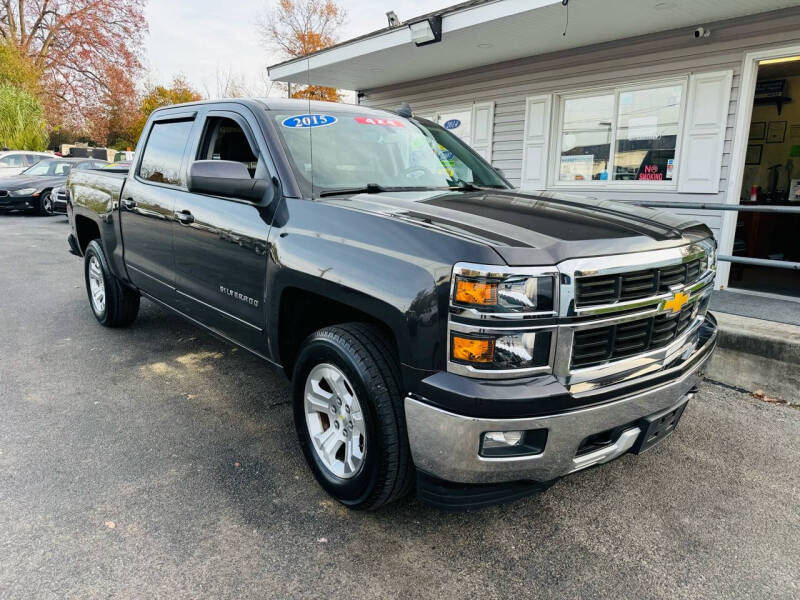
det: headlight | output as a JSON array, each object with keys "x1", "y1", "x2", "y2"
[
  {"x1": 452, "y1": 270, "x2": 556, "y2": 315},
  {"x1": 698, "y1": 238, "x2": 718, "y2": 272},
  {"x1": 10, "y1": 188, "x2": 37, "y2": 196},
  {"x1": 448, "y1": 264, "x2": 558, "y2": 378},
  {"x1": 450, "y1": 329, "x2": 552, "y2": 372}
]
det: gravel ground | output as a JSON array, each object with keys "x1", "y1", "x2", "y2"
[{"x1": 1, "y1": 213, "x2": 798, "y2": 599}]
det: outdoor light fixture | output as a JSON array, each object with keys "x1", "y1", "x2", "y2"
[{"x1": 409, "y1": 16, "x2": 442, "y2": 47}]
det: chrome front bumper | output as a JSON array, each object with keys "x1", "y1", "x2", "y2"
[{"x1": 405, "y1": 317, "x2": 717, "y2": 484}]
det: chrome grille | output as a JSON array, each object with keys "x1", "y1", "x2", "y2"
[
  {"x1": 575, "y1": 257, "x2": 705, "y2": 307},
  {"x1": 571, "y1": 302, "x2": 700, "y2": 369}
]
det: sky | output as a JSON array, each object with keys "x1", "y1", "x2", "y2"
[{"x1": 145, "y1": 0, "x2": 455, "y2": 97}]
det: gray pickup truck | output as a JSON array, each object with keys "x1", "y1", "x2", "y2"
[{"x1": 66, "y1": 98, "x2": 718, "y2": 509}]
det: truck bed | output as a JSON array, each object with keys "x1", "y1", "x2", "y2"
[{"x1": 68, "y1": 168, "x2": 127, "y2": 212}]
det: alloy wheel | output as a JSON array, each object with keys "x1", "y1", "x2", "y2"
[
  {"x1": 304, "y1": 363, "x2": 366, "y2": 479},
  {"x1": 88, "y1": 255, "x2": 106, "y2": 314}
]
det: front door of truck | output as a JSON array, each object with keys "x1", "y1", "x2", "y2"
[
  {"x1": 121, "y1": 114, "x2": 197, "y2": 301},
  {"x1": 172, "y1": 110, "x2": 273, "y2": 354}
]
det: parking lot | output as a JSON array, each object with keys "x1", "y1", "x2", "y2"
[{"x1": 0, "y1": 214, "x2": 798, "y2": 599}]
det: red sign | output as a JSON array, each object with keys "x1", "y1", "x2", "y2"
[
  {"x1": 638, "y1": 164, "x2": 663, "y2": 181},
  {"x1": 354, "y1": 117, "x2": 405, "y2": 127}
]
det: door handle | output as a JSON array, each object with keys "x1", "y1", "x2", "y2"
[
  {"x1": 176, "y1": 210, "x2": 195, "y2": 225},
  {"x1": 122, "y1": 198, "x2": 136, "y2": 210}
]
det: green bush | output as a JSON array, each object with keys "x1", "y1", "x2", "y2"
[{"x1": 0, "y1": 82, "x2": 47, "y2": 150}]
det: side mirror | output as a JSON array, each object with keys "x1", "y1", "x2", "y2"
[{"x1": 187, "y1": 160, "x2": 275, "y2": 206}]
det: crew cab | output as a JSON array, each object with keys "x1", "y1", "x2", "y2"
[{"x1": 67, "y1": 99, "x2": 718, "y2": 510}]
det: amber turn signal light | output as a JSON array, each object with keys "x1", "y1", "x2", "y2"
[
  {"x1": 452, "y1": 336, "x2": 495, "y2": 363},
  {"x1": 454, "y1": 278, "x2": 497, "y2": 306}
]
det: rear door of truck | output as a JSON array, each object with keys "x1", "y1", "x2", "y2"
[{"x1": 120, "y1": 111, "x2": 197, "y2": 301}]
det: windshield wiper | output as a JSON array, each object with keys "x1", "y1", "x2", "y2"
[{"x1": 319, "y1": 184, "x2": 441, "y2": 197}]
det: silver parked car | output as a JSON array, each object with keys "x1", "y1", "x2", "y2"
[{"x1": 0, "y1": 151, "x2": 53, "y2": 178}]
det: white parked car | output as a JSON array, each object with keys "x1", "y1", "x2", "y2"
[{"x1": 0, "y1": 151, "x2": 53, "y2": 178}]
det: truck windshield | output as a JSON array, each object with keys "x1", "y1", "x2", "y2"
[{"x1": 268, "y1": 110, "x2": 509, "y2": 196}]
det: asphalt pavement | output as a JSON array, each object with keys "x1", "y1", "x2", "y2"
[{"x1": 1, "y1": 213, "x2": 798, "y2": 599}]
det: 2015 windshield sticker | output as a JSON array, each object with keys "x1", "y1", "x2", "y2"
[
  {"x1": 281, "y1": 114, "x2": 337, "y2": 128},
  {"x1": 354, "y1": 117, "x2": 405, "y2": 127}
]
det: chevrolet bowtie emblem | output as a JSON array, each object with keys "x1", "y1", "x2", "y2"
[{"x1": 663, "y1": 291, "x2": 689, "y2": 314}]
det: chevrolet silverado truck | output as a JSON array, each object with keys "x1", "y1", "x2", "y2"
[{"x1": 66, "y1": 99, "x2": 718, "y2": 510}]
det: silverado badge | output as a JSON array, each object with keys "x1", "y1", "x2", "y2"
[{"x1": 663, "y1": 291, "x2": 689, "y2": 314}]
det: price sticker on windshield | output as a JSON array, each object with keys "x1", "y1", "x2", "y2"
[
  {"x1": 281, "y1": 114, "x2": 337, "y2": 128},
  {"x1": 354, "y1": 117, "x2": 405, "y2": 127}
]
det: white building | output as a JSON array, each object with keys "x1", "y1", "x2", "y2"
[{"x1": 269, "y1": 0, "x2": 800, "y2": 298}]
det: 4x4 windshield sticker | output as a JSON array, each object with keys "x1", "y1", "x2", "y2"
[
  {"x1": 281, "y1": 114, "x2": 337, "y2": 128},
  {"x1": 354, "y1": 117, "x2": 405, "y2": 127}
]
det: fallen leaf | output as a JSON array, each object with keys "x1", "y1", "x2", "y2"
[
  {"x1": 104, "y1": 521, "x2": 116, "y2": 529},
  {"x1": 234, "y1": 462, "x2": 240, "y2": 468},
  {"x1": 753, "y1": 389, "x2": 765, "y2": 399},
  {"x1": 318, "y1": 537, "x2": 328, "y2": 543}
]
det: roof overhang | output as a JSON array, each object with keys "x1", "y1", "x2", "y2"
[{"x1": 267, "y1": 0, "x2": 800, "y2": 91}]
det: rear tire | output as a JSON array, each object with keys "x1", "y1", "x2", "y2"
[
  {"x1": 293, "y1": 323, "x2": 413, "y2": 510},
  {"x1": 84, "y1": 239, "x2": 140, "y2": 327}
]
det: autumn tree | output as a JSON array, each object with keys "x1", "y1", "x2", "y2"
[
  {"x1": 0, "y1": 42, "x2": 39, "y2": 95},
  {"x1": 130, "y1": 76, "x2": 202, "y2": 142},
  {"x1": 0, "y1": 0, "x2": 147, "y2": 137},
  {"x1": 258, "y1": 0, "x2": 346, "y2": 102}
]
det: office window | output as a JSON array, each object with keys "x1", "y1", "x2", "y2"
[{"x1": 556, "y1": 81, "x2": 685, "y2": 185}]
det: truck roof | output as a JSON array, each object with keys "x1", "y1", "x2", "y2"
[{"x1": 149, "y1": 97, "x2": 399, "y2": 118}]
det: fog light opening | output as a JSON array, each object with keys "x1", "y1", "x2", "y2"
[{"x1": 480, "y1": 429, "x2": 548, "y2": 458}]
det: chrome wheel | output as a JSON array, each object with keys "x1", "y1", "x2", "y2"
[
  {"x1": 304, "y1": 363, "x2": 366, "y2": 479},
  {"x1": 88, "y1": 255, "x2": 106, "y2": 314},
  {"x1": 41, "y1": 194, "x2": 53, "y2": 215}
]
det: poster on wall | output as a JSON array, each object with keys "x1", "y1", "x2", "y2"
[
  {"x1": 766, "y1": 121, "x2": 787, "y2": 143},
  {"x1": 749, "y1": 121, "x2": 766, "y2": 140},
  {"x1": 560, "y1": 155, "x2": 594, "y2": 181},
  {"x1": 745, "y1": 144, "x2": 762, "y2": 165}
]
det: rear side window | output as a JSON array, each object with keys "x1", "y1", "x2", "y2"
[
  {"x1": 0, "y1": 154, "x2": 25, "y2": 167},
  {"x1": 139, "y1": 119, "x2": 194, "y2": 186}
]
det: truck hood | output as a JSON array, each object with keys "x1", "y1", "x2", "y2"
[{"x1": 318, "y1": 189, "x2": 712, "y2": 266}]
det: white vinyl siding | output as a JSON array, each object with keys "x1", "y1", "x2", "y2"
[{"x1": 362, "y1": 9, "x2": 800, "y2": 242}]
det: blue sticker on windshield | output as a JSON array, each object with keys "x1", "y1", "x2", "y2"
[
  {"x1": 281, "y1": 114, "x2": 337, "y2": 128},
  {"x1": 443, "y1": 119, "x2": 461, "y2": 130}
]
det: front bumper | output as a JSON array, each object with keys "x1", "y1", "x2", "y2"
[
  {"x1": 406, "y1": 314, "x2": 717, "y2": 486},
  {"x1": 0, "y1": 195, "x2": 35, "y2": 210}
]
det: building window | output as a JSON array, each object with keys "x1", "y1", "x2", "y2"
[{"x1": 556, "y1": 81, "x2": 685, "y2": 185}]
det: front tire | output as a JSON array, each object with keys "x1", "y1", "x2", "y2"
[
  {"x1": 84, "y1": 240, "x2": 140, "y2": 327},
  {"x1": 37, "y1": 191, "x2": 53, "y2": 216},
  {"x1": 293, "y1": 323, "x2": 413, "y2": 510}
]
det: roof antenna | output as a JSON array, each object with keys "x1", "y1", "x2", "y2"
[
  {"x1": 397, "y1": 102, "x2": 412, "y2": 118},
  {"x1": 562, "y1": 0, "x2": 569, "y2": 37},
  {"x1": 306, "y1": 57, "x2": 314, "y2": 198}
]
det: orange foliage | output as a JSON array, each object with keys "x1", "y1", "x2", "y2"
[
  {"x1": 260, "y1": 0, "x2": 346, "y2": 102},
  {"x1": 0, "y1": 0, "x2": 147, "y2": 138}
]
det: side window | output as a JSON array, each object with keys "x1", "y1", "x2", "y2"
[
  {"x1": 0, "y1": 154, "x2": 24, "y2": 167},
  {"x1": 197, "y1": 117, "x2": 259, "y2": 178},
  {"x1": 139, "y1": 119, "x2": 194, "y2": 186},
  {"x1": 54, "y1": 163, "x2": 71, "y2": 175}
]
